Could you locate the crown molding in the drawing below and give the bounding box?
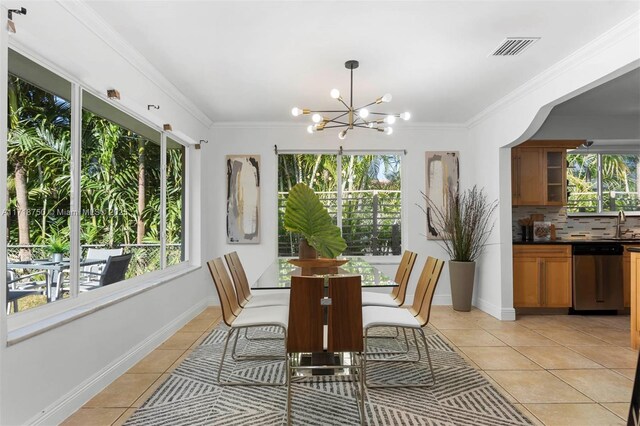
[210,121,466,130]
[465,11,640,129]
[56,0,213,129]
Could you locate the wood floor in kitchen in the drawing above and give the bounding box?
[62,306,637,426]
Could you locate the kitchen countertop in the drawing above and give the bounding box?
[514,238,640,245]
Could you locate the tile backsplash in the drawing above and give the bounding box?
[512,206,640,240]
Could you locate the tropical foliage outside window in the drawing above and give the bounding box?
[567,153,639,213]
[6,51,187,314]
[278,153,401,256]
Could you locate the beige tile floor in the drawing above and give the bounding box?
[62,306,637,426]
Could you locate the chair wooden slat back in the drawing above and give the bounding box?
[391,250,418,305]
[328,275,363,352]
[207,258,241,327]
[287,276,325,353]
[224,252,252,307]
[410,257,445,326]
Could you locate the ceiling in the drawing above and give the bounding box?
[86,1,640,125]
[551,68,640,117]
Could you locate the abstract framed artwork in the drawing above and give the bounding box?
[425,151,459,240]
[226,155,260,244]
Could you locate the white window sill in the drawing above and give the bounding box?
[7,263,201,346]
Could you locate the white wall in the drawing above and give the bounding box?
[467,13,640,320]
[0,2,214,424]
[204,124,468,304]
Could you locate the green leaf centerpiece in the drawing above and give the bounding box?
[283,183,347,259]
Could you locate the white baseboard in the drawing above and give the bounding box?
[30,299,209,426]
[432,294,453,305]
[474,297,515,320]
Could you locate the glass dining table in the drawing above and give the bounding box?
[253,257,397,289]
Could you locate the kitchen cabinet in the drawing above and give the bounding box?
[631,250,640,349]
[513,245,572,308]
[624,245,640,308]
[511,140,583,206]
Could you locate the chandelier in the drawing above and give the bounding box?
[291,60,410,140]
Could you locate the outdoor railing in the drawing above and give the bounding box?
[6,243,183,278]
[277,189,402,256]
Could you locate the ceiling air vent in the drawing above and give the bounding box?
[491,37,540,56]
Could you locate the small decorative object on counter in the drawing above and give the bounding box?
[533,221,551,242]
[518,217,533,242]
[550,224,557,241]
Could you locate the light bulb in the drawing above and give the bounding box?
[384,127,393,135]
[358,108,369,119]
[312,113,322,123]
[291,107,302,117]
[338,130,347,140]
[384,115,396,124]
[307,125,314,134]
[368,122,374,128]
[382,93,392,103]
[400,112,411,121]
[330,89,340,99]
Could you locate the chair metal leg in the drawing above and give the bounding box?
[244,326,285,341]
[364,325,436,389]
[418,328,436,386]
[218,326,287,386]
[365,326,419,363]
[286,354,292,425]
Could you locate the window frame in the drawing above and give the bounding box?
[275,149,405,258]
[567,150,640,217]
[3,46,193,335]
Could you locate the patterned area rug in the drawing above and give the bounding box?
[125,325,533,425]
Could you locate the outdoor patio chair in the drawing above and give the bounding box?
[6,271,43,314]
[81,248,123,278]
[78,253,133,291]
[362,256,444,388]
[207,257,288,386]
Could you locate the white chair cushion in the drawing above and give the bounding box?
[362,306,419,329]
[233,305,289,329]
[361,291,398,307]
[245,291,290,308]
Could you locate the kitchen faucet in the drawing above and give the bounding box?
[614,210,628,239]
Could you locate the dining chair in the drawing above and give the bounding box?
[224,251,289,308]
[207,257,288,386]
[286,275,366,425]
[361,250,417,307]
[362,256,444,388]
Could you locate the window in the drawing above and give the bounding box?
[166,138,186,266]
[278,153,402,256]
[5,50,189,315]
[567,153,639,214]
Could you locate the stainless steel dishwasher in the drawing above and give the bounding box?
[572,243,623,311]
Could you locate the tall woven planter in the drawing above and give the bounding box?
[449,261,476,312]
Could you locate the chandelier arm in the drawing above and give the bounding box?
[337,97,351,110]
[322,124,350,129]
[327,112,349,122]
[354,101,377,110]
[327,120,350,126]
[310,110,349,113]
[367,112,400,116]
[353,124,378,129]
